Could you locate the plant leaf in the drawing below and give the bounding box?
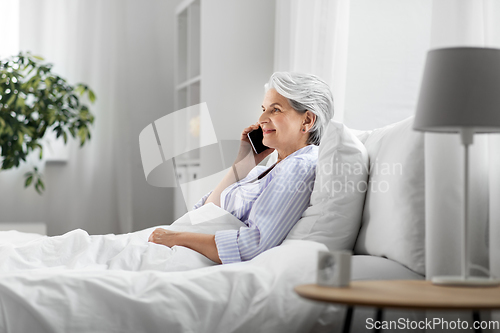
[78,127,86,143]
[34,183,41,194]
[25,175,33,187]
[88,89,96,103]
[17,131,24,146]
[75,84,85,96]
[6,93,16,106]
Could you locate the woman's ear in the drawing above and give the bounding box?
[303,111,316,132]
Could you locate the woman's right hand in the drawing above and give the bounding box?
[236,123,274,167]
[240,123,259,144]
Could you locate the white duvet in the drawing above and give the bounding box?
[0,204,329,333]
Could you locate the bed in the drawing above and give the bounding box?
[0,116,426,333]
[0,228,329,333]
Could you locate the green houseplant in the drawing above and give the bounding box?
[0,52,95,194]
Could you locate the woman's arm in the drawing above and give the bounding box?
[149,149,317,264]
[215,155,317,264]
[203,151,254,207]
[148,228,222,264]
[204,124,273,207]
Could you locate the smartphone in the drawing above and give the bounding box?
[247,127,270,154]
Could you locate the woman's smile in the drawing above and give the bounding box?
[262,128,276,135]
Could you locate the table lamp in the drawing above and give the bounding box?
[414,47,500,286]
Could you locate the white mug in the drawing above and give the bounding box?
[317,250,352,287]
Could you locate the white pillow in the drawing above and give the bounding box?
[353,116,425,275]
[169,203,246,234]
[349,128,372,145]
[265,150,278,166]
[286,120,369,251]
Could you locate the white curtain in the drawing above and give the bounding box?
[0,0,19,58]
[0,0,177,236]
[274,0,350,122]
[14,0,134,235]
[274,0,434,130]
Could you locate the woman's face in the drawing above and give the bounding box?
[259,88,311,157]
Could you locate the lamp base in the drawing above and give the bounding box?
[432,276,500,287]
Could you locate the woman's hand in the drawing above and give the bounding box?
[148,228,180,247]
[148,229,222,264]
[204,123,274,208]
[237,123,274,167]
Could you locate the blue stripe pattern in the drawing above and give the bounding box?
[193,145,318,264]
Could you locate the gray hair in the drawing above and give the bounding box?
[265,72,334,145]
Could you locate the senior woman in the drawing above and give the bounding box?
[149,72,334,264]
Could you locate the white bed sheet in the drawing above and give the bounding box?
[0,228,328,333]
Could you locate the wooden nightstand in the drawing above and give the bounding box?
[295,280,500,333]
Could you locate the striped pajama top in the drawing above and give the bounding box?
[193,145,318,264]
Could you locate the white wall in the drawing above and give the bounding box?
[123,1,179,232]
[201,0,276,142]
[343,0,432,131]
[198,0,276,192]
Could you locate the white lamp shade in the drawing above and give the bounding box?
[414,47,500,133]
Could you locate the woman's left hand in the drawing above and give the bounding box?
[148,228,180,247]
[148,229,221,263]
